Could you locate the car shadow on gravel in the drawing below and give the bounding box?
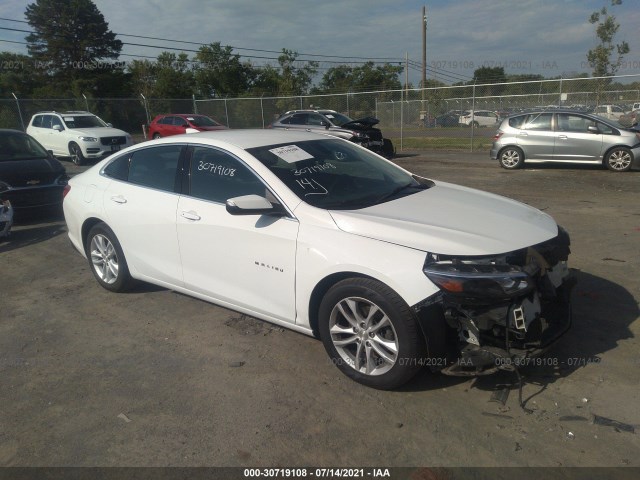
[0,215,66,254]
[402,269,637,398]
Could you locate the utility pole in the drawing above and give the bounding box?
[422,5,427,92]
[405,52,409,95]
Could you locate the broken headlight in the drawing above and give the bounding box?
[423,261,533,299]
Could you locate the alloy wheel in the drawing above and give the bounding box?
[329,296,399,376]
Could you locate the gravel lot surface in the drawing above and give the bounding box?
[1,149,639,468]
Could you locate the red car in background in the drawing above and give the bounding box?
[148,114,227,139]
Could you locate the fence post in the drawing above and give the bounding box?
[260,95,265,129]
[11,93,25,131]
[400,90,404,152]
[347,92,350,117]
[140,94,151,125]
[470,80,476,152]
[224,97,230,128]
[82,93,89,111]
[559,77,563,106]
[192,94,198,114]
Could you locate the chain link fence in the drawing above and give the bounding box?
[2,74,639,149]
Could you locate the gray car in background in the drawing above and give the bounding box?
[269,109,395,158]
[491,110,640,172]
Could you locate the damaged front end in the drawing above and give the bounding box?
[417,226,575,376]
[0,198,13,239]
[340,117,395,159]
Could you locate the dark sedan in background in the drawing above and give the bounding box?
[0,129,68,220]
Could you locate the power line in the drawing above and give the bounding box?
[0,17,404,64]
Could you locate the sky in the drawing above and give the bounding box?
[1,0,640,87]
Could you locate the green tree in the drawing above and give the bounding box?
[25,0,123,93]
[275,49,318,96]
[0,52,38,96]
[472,66,507,96]
[587,0,630,103]
[193,43,255,97]
[318,62,402,93]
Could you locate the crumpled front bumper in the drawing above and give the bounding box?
[0,199,14,238]
[414,229,576,376]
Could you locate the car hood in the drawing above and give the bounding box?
[0,157,65,186]
[71,127,129,137]
[340,117,380,129]
[328,181,558,256]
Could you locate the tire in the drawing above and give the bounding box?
[86,223,133,292]
[69,142,85,166]
[382,138,395,159]
[604,147,632,172]
[498,147,524,169]
[471,121,479,128]
[318,278,425,390]
[152,133,161,139]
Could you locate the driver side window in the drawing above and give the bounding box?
[189,146,267,204]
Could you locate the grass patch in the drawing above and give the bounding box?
[391,136,492,150]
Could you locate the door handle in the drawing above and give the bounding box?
[110,195,127,204]
[519,132,528,136]
[181,210,201,221]
[305,128,312,132]
[558,135,568,140]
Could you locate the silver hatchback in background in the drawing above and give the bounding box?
[491,110,640,172]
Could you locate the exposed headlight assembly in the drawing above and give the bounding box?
[423,261,533,299]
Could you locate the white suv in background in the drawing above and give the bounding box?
[592,104,626,121]
[26,111,133,165]
[458,110,499,127]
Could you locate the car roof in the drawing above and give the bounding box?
[152,128,332,150]
[33,111,94,116]
[156,113,208,117]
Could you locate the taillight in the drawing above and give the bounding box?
[493,131,503,141]
[62,184,71,199]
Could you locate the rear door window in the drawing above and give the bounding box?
[524,113,552,131]
[111,145,184,192]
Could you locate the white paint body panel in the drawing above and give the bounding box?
[63,130,560,335]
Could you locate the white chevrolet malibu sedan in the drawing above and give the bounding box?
[63,130,574,389]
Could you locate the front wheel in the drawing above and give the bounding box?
[498,147,524,169]
[319,278,425,390]
[86,223,133,292]
[604,147,632,172]
[69,142,86,166]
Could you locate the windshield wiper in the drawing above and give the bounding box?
[376,182,430,204]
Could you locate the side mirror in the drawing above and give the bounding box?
[47,150,55,159]
[587,125,599,134]
[226,194,285,216]
[52,125,62,132]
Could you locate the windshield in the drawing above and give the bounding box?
[62,115,108,129]
[188,116,221,127]
[247,139,430,210]
[322,112,352,127]
[0,131,49,161]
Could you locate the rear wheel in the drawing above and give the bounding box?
[498,147,524,169]
[69,142,85,166]
[604,147,632,172]
[86,223,133,292]
[319,278,425,390]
